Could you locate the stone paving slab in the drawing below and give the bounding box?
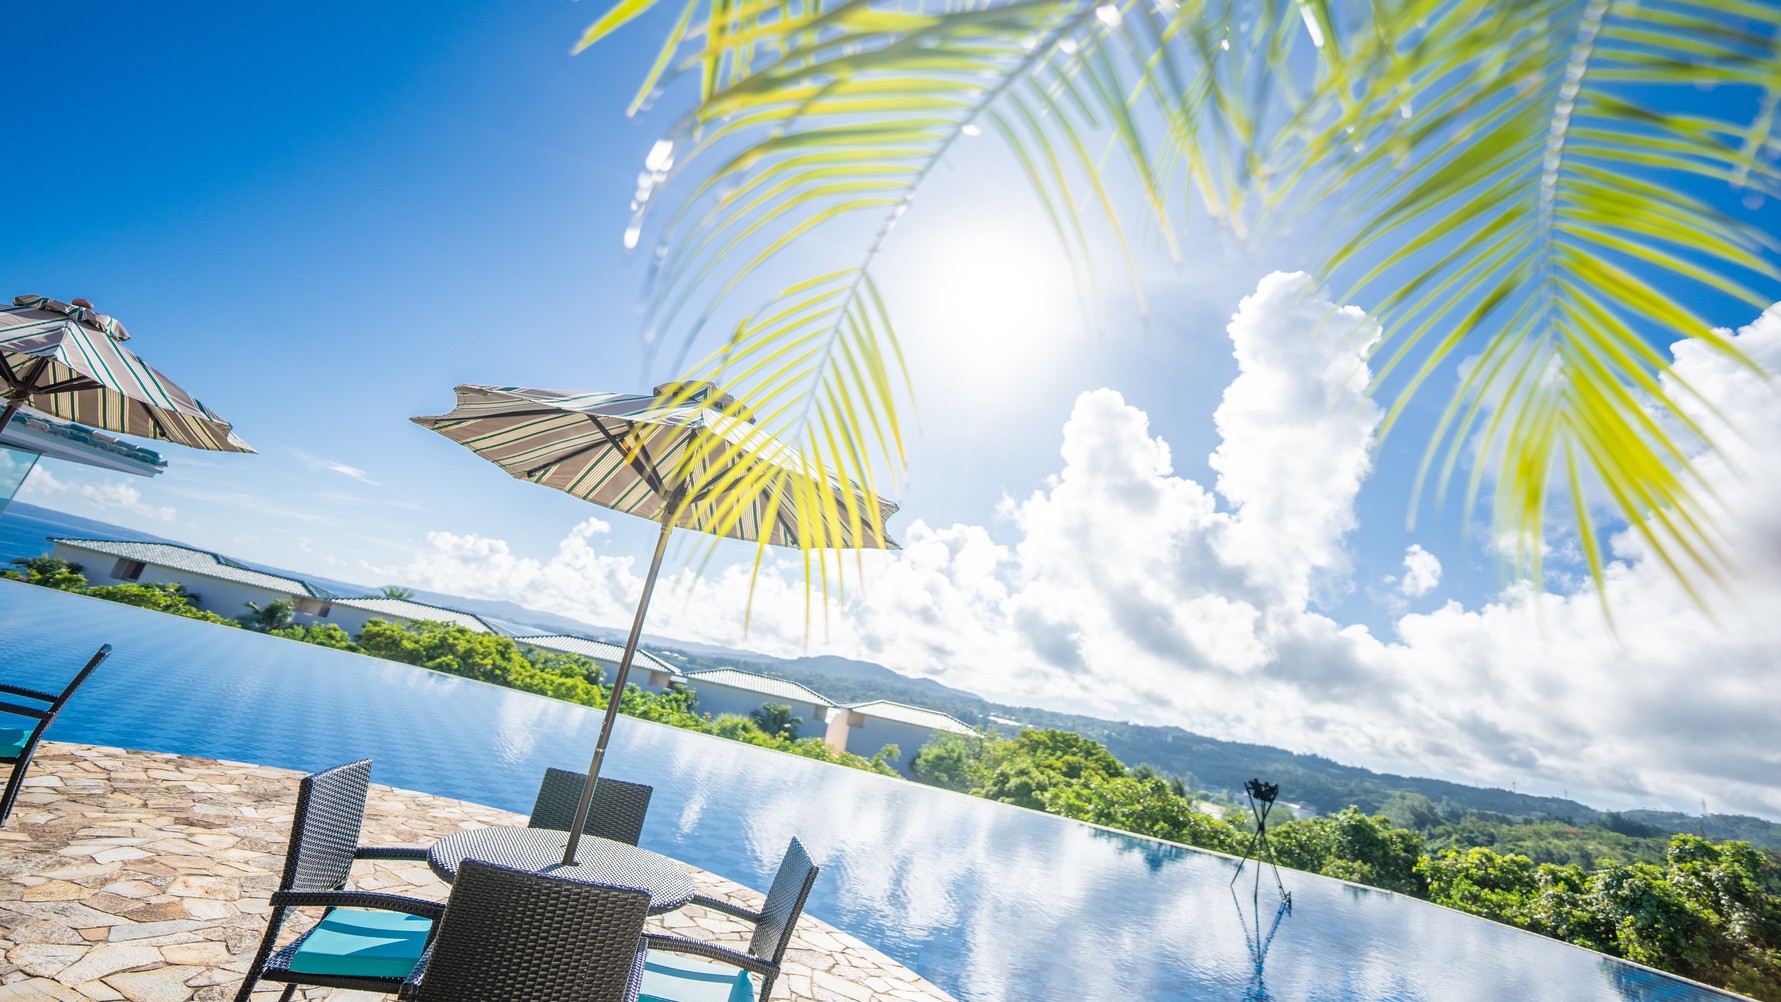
[0,744,956,1002]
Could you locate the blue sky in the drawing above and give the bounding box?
[7,2,1781,817]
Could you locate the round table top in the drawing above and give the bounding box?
[428,827,695,914]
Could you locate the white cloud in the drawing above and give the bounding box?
[291,448,379,486]
[19,466,178,522]
[385,275,1781,819]
[1399,545,1441,597]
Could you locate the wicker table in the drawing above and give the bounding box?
[428,828,695,915]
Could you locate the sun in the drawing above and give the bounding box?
[892,220,1083,389]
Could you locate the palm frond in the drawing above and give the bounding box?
[576,0,1781,608]
[1308,0,1781,596]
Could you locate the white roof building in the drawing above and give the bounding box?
[517,635,681,688]
[825,700,978,776]
[328,597,498,635]
[46,537,335,619]
[682,668,837,742]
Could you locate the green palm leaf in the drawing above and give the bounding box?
[578,0,1781,605]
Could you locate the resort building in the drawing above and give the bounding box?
[0,412,165,516]
[826,700,978,773]
[516,635,683,689]
[45,537,336,620]
[328,597,499,636]
[682,668,837,742]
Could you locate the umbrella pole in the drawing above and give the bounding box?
[563,518,675,866]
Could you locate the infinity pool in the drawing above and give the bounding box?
[0,580,1739,1001]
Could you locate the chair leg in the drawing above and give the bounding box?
[233,905,287,1002]
[277,984,298,1002]
[0,757,27,826]
[757,971,776,1001]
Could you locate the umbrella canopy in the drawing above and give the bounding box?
[0,295,252,452]
[414,380,898,864]
[413,383,898,548]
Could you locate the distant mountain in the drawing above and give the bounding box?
[8,500,1780,846]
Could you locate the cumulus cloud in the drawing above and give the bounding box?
[19,465,178,522]
[388,274,1781,818]
[1399,545,1442,598]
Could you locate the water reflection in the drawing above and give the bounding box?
[1233,887,1291,1002]
[0,582,1741,1002]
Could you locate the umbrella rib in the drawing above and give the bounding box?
[0,354,18,388]
[34,376,103,395]
[7,357,48,397]
[588,417,669,500]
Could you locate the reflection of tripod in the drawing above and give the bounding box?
[1231,884,1290,1002]
[1229,778,1290,908]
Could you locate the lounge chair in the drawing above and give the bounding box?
[397,859,652,1002]
[0,643,110,825]
[529,766,654,846]
[235,759,436,1001]
[640,837,820,1001]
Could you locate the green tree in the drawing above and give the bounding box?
[269,622,359,651]
[750,702,803,739]
[868,743,902,773]
[354,619,533,685]
[79,582,239,626]
[377,585,415,599]
[4,556,87,590]
[1270,808,1427,895]
[238,599,295,633]
[911,732,991,792]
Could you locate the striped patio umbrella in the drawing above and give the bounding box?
[414,381,897,864]
[0,295,252,452]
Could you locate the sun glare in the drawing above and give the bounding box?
[896,223,1082,389]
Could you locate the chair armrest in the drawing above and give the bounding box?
[689,893,760,922]
[643,933,777,977]
[355,845,431,861]
[397,942,435,1000]
[0,683,57,703]
[269,889,445,920]
[0,701,48,721]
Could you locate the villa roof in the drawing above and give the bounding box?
[49,537,331,598]
[847,700,977,736]
[686,668,833,706]
[333,597,494,633]
[516,635,676,675]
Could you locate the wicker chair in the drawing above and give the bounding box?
[528,766,654,847]
[639,837,820,1001]
[0,644,109,825]
[398,859,651,1002]
[235,759,438,1002]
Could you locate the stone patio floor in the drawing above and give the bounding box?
[0,744,957,1002]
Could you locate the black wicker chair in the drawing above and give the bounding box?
[398,858,651,1002]
[529,766,654,847]
[0,644,110,825]
[639,837,820,1001]
[235,759,437,1002]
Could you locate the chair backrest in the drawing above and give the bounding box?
[528,767,653,847]
[51,645,110,711]
[414,859,651,1002]
[278,759,371,893]
[748,837,820,966]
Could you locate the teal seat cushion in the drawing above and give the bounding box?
[0,726,32,760]
[639,952,756,1002]
[288,908,432,980]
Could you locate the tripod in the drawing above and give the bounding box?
[1229,778,1290,908]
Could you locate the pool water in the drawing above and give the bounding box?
[0,580,1739,1001]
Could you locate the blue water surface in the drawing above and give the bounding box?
[0,529,1742,1001]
